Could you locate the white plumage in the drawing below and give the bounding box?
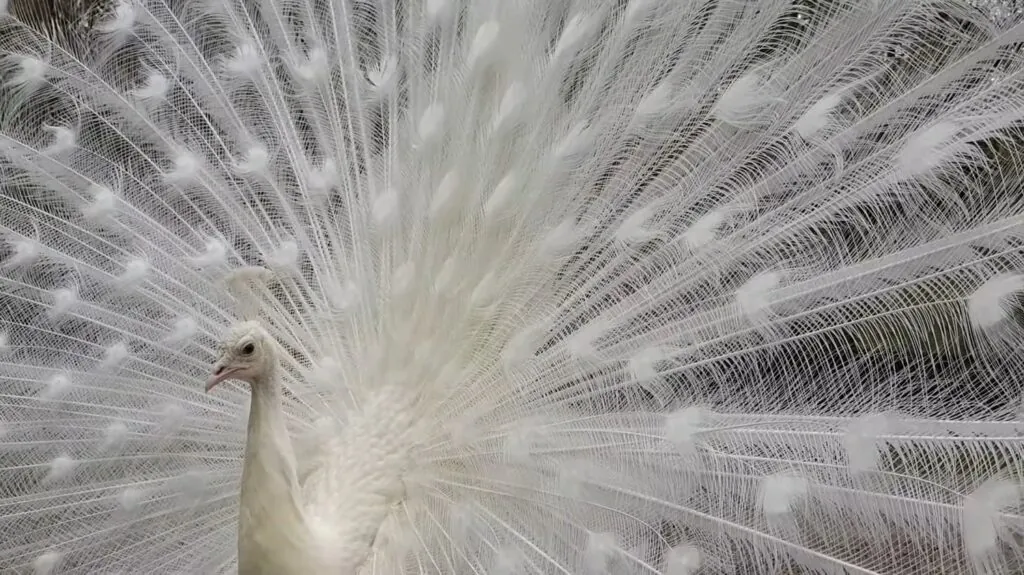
[1,0,1024,573]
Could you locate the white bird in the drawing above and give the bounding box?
[207,318,419,573]
[1,1,1024,574]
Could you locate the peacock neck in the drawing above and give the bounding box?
[238,371,314,574]
[246,373,295,470]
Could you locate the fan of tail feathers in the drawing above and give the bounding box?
[1,0,1023,573]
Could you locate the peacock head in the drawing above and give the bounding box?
[206,321,277,392]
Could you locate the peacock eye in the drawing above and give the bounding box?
[241,342,255,355]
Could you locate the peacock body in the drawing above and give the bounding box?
[1,0,1023,573]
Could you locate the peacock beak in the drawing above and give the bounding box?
[206,364,242,393]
